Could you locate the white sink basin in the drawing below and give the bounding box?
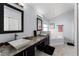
[8,39,31,49]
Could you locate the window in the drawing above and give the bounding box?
[43,24,48,31]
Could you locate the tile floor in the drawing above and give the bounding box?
[35,44,77,56]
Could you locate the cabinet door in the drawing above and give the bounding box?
[27,46,35,56]
[14,49,27,56]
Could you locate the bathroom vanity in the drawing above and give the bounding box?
[0,35,49,56]
[0,3,51,56]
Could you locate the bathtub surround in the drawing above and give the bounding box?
[50,10,74,46]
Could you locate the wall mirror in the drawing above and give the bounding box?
[0,3,24,33]
[37,17,42,31]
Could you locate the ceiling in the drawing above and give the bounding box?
[28,3,74,20]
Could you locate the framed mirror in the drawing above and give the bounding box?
[0,3,24,33]
[37,17,42,31]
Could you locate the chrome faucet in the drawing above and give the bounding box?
[14,33,18,40]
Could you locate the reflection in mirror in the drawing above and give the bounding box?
[37,18,42,31]
[4,5,21,31]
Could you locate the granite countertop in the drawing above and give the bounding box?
[0,35,47,56]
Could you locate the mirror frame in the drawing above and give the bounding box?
[37,17,42,31]
[0,3,24,34]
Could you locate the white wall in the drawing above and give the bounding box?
[50,10,74,45]
[0,3,49,43]
[42,16,50,31]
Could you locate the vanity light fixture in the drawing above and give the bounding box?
[15,3,24,7]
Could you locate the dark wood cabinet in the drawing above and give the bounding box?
[14,50,25,56]
[44,35,50,45]
[14,35,49,56]
[27,46,35,56]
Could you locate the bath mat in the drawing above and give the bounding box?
[37,45,55,55]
